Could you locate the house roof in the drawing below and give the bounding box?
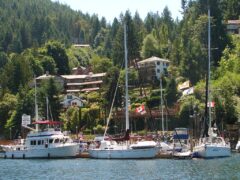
[227,20,240,25]
[137,56,170,64]
[62,73,106,80]
[36,74,56,80]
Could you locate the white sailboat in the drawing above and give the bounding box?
[3,79,79,159]
[193,7,231,158]
[88,24,159,159]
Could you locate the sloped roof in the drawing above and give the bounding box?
[137,56,170,64]
[227,20,240,25]
[61,73,106,79]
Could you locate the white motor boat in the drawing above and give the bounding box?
[4,121,79,159]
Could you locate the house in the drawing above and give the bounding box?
[226,20,240,35]
[36,69,106,94]
[61,72,106,93]
[61,94,84,108]
[137,56,170,84]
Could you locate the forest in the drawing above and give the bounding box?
[0,0,240,139]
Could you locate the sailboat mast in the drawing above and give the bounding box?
[34,77,39,132]
[124,23,129,131]
[160,72,164,133]
[208,7,212,139]
[46,97,49,120]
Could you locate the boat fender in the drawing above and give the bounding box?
[23,154,25,159]
[11,154,14,159]
[4,154,7,159]
[45,143,48,148]
[48,153,50,159]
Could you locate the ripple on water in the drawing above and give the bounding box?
[0,153,239,180]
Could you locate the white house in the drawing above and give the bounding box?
[137,56,170,83]
[61,94,84,108]
[226,20,240,35]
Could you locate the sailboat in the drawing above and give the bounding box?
[88,24,159,159]
[192,7,231,158]
[3,78,79,159]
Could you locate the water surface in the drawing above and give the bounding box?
[0,153,239,180]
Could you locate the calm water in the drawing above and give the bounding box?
[0,153,239,180]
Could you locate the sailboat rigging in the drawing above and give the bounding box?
[88,23,159,159]
[193,6,231,158]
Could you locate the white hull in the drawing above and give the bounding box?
[193,144,231,158]
[235,141,240,152]
[173,150,192,158]
[89,147,158,159]
[4,144,79,159]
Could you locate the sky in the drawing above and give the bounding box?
[52,0,182,23]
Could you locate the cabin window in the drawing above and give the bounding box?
[38,140,42,145]
[54,139,60,143]
[49,139,53,144]
[157,69,160,73]
[30,140,36,145]
[157,62,160,65]
[60,139,64,143]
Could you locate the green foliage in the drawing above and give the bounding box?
[0,0,239,137]
[0,93,17,134]
[44,41,70,75]
[63,106,80,133]
[91,55,113,73]
[165,78,178,106]
[38,78,62,120]
[93,124,105,134]
[0,53,33,94]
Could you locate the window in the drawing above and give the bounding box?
[38,140,42,145]
[54,139,60,143]
[67,95,72,99]
[72,102,77,106]
[49,139,53,144]
[157,69,160,73]
[30,140,36,145]
[157,61,160,65]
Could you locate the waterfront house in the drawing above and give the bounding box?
[226,20,240,35]
[137,56,170,84]
[36,71,106,94]
[62,72,106,93]
[61,94,84,108]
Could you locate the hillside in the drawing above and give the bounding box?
[0,0,240,138]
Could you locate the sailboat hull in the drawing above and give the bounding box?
[89,147,159,159]
[193,144,231,158]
